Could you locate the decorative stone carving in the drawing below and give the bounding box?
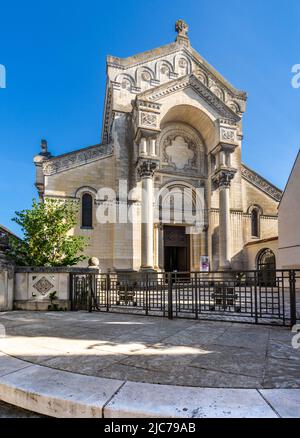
[140,112,157,128]
[165,136,194,170]
[212,169,236,190]
[32,276,54,295]
[175,19,189,38]
[158,123,206,176]
[221,128,236,142]
[137,160,158,178]
[141,71,151,82]
[43,144,113,175]
[121,79,131,90]
[210,86,224,101]
[241,165,282,201]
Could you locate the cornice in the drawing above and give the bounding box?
[241,164,282,202]
[42,144,113,176]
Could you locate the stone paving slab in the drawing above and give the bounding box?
[0,352,32,377]
[0,359,123,418]
[259,389,300,418]
[104,382,278,418]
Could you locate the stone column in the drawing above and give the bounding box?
[154,224,159,270]
[137,160,158,271]
[139,137,147,156]
[158,224,164,270]
[214,170,236,270]
[150,138,156,157]
[154,223,164,270]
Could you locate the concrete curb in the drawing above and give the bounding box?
[0,352,299,418]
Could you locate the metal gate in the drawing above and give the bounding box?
[70,270,299,327]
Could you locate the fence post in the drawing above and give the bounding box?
[194,272,198,320]
[69,273,74,311]
[168,272,173,320]
[106,273,110,312]
[254,271,258,324]
[145,273,149,316]
[289,270,297,327]
[88,274,93,313]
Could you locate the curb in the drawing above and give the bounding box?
[0,352,299,418]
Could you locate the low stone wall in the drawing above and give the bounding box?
[13,267,93,311]
[0,265,14,311]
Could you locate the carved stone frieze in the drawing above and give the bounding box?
[241,165,282,201]
[43,144,113,176]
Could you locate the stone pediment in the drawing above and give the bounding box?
[107,42,246,100]
[42,143,113,176]
[241,164,282,202]
[136,74,241,123]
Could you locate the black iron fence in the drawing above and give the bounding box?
[70,270,300,327]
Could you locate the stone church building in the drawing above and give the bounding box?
[34,20,282,273]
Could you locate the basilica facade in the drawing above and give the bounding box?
[34,21,282,272]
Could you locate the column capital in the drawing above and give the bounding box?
[137,159,159,179]
[212,168,236,190]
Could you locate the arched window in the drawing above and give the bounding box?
[249,205,261,238]
[257,249,276,286]
[81,193,93,228]
[251,209,259,237]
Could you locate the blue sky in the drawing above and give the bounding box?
[0,0,300,235]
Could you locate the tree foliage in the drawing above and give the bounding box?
[8,199,87,266]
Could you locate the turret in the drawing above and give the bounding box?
[33,139,52,199]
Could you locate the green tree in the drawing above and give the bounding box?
[8,199,87,266]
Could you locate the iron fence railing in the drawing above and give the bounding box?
[70,270,300,327]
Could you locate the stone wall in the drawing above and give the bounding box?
[0,265,14,311]
[13,267,94,311]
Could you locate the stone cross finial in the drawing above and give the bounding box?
[175,19,189,38]
[41,139,48,155]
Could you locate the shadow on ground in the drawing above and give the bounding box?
[0,311,299,389]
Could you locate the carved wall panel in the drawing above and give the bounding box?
[158,123,207,176]
[29,274,58,299]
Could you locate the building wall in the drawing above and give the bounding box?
[41,146,280,272]
[278,152,300,269]
[244,239,278,271]
[37,37,281,273]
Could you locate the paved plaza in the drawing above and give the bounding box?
[0,311,299,389]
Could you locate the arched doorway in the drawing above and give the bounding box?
[155,180,207,272]
[257,249,276,286]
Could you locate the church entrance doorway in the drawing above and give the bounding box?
[163,225,190,272]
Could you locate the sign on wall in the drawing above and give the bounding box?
[200,256,210,272]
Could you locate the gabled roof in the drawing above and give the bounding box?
[241,163,282,202]
[0,224,21,241]
[42,143,113,176]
